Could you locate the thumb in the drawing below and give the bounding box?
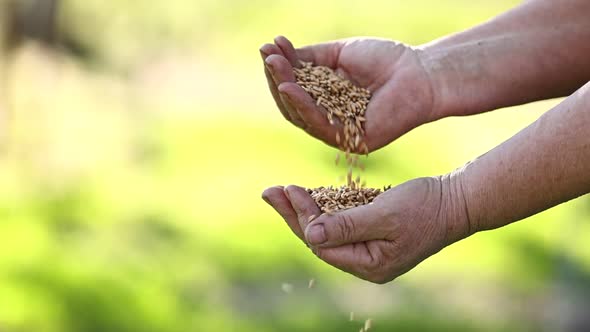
[304,202,394,248]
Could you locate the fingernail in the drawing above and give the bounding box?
[280,91,294,107]
[265,61,277,82]
[261,194,271,205]
[280,90,290,101]
[307,224,327,245]
[264,57,273,67]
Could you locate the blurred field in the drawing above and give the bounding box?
[0,0,589,331]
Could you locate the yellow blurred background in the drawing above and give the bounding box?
[0,0,589,331]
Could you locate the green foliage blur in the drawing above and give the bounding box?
[1,0,589,331]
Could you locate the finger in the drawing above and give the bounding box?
[263,66,292,122]
[304,201,395,248]
[274,35,300,68]
[313,242,373,276]
[260,43,285,60]
[265,55,306,127]
[260,44,294,122]
[260,45,292,122]
[283,185,322,240]
[278,82,342,146]
[295,41,344,69]
[265,54,297,85]
[315,240,395,283]
[262,186,305,241]
[278,89,307,129]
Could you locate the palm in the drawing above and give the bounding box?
[261,36,435,152]
[336,39,435,151]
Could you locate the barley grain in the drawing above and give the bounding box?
[293,61,390,212]
[293,61,370,155]
[306,185,390,213]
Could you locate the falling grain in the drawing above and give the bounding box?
[281,283,294,294]
[293,61,370,158]
[293,62,390,214]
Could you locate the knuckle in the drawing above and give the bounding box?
[362,248,392,284]
[296,202,315,219]
[281,112,291,122]
[335,213,357,243]
[313,247,325,261]
[369,273,391,285]
[366,254,384,275]
[364,265,389,285]
[293,120,306,130]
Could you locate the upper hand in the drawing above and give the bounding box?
[260,36,439,152]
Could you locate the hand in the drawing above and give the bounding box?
[260,36,439,152]
[262,176,471,283]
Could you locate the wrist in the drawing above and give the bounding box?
[415,46,461,121]
[417,42,495,119]
[438,168,479,245]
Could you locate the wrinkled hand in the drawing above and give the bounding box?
[260,36,438,152]
[262,177,470,283]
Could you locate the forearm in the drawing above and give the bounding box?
[419,0,590,118]
[454,82,590,235]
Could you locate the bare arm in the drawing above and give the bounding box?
[261,0,590,283]
[422,0,590,119]
[455,82,590,237]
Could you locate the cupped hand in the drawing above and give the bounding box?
[261,177,470,283]
[260,36,439,152]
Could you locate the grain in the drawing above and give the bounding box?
[308,278,315,289]
[294,62,391,213]
[364,318,372,330]
[293,61,370,158]
[306,185,391,214]
[281,283,294,294]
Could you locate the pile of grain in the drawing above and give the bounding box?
[306,185,390,214]
[294,61,389,213]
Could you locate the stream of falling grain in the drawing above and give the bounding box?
[294,61,390,213]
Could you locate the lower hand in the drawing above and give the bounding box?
[262,176,471,283]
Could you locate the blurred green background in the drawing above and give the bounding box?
[0,0,589,331]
